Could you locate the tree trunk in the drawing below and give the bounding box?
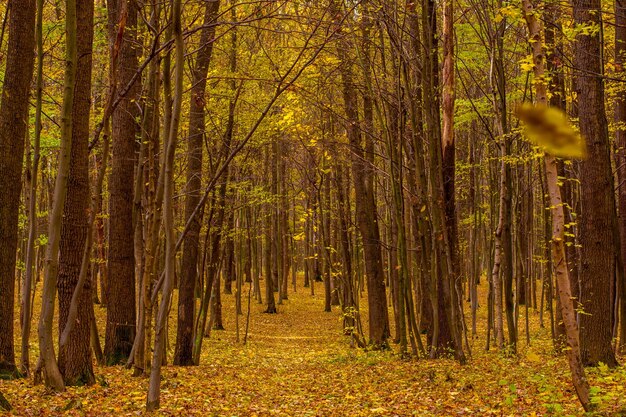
[175,0,220,366]
[57,0,95,387]
[0,0,36,378]
[441,0,467,359]
[520,0,592,409]
[146,0,183,408]
[105,0,140,365]
[20,0,44,376]
[331,0,389,347]
[265,202,277,313]
[573,0,619,368]
[616,0,626,354]
[421,0,465,362]
[37,0,79,391]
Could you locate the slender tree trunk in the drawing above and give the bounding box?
[265,201,277,313]
[335,165,358,336]
[175,0,220,366]
[331,0,389,347]
[320,164,332,313]
[279,138,290,302]
[491,159,506,350]
[37,0,79,391]
[521,0,592,409]
[193,181,228,361]
[616,0,626,354]
[20,0,44,376]
[146,0,183,409]
[223,211,236,295]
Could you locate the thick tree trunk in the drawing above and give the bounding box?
[0,0,36,378]
[57,0,95,386]
[573,0,619,368]
[544,0,570,349]
[420,0,465,362]
[105,0,140,365]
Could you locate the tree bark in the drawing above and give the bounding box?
[105,0,140,365]
[573,0,619,368]
[441,0,467,359]
[57,0,95,386]
[0,0,36,378]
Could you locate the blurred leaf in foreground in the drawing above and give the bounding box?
[516,103,587,160]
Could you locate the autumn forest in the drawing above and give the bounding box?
[1,0,626,415]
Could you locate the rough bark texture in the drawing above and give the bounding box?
[175,0,220,367]
[573,0,619,368]
[105,0,140,365]
[57,0,95,386]
[0,0,36,378]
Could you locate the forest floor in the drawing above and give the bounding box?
[2,280,626,416]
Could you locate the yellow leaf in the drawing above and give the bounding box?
[516,103,587,160]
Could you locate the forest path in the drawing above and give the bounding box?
[4,282,622,415]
